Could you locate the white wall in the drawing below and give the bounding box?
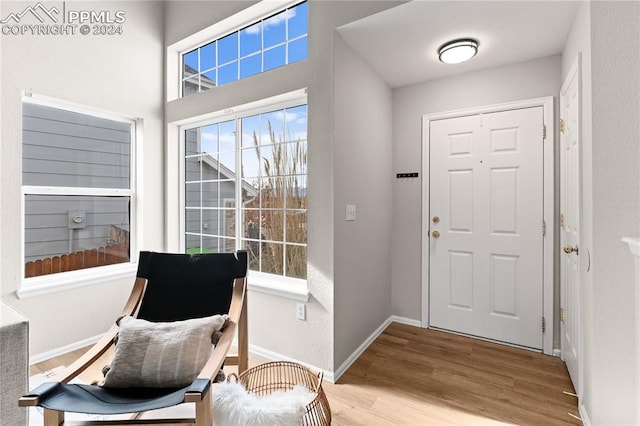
[584,2,640,424]
[391,55,562,325]
[164,0,400,374]
[0,1,165,356]
[333,34,393,368]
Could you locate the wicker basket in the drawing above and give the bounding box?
[236,361,331,426]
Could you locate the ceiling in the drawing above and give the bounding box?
[337,1,580,88]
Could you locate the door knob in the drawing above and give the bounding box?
[432,216,440,224]
[432,230,440,238]
[563,244,579,255]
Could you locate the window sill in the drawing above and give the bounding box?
[247,272,309,302]
[16,263,138,299]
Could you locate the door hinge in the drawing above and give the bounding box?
[542,317,546,333]
[542,220,546,236]
[560,213,565,229]
[560,308,566,323]
[543,124,547,140]
[560,118,565,133]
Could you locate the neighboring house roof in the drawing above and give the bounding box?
[201,154,259,196]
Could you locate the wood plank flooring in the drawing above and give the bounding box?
[31,322,580,425]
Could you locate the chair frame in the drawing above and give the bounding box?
[20,263,248,426]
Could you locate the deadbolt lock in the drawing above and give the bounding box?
[432,230,440,239]
[563,244,579,255]
[432,216,440,224]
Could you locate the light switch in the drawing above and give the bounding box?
[346,204,356,221]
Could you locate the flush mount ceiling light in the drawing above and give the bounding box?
[438,39,478,64]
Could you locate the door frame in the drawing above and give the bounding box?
[420,97,555,355]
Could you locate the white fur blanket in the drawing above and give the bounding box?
[212,381,314,426]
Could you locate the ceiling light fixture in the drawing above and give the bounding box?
[438,39,478,64]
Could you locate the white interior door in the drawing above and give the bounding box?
[429,107,544,349]
[560,58,581,395]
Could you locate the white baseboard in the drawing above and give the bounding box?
[247,343,336,383]
[30,334,102,365]
[553,348,561,358]
[332,315,421,383]
[579,402,590,425]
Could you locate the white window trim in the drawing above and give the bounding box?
[166,0,303,101]
[177,90,308,301]
[19,94,142,298]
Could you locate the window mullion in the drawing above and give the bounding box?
[235,115,242,252]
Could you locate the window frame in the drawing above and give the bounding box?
[178,93,309,301]
[18,94,140,299]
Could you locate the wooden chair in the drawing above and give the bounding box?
[20,251,249,426]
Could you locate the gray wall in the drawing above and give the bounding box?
[391,55,562,324]
[0,1,165,356]
[334,34,393,368]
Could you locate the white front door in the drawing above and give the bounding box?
[560,58,581,394]
[429,107,544,349]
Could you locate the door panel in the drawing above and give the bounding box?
[429,107,544,349]
[560,60,581,394]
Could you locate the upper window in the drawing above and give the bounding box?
[182,103,307,280]
[182,1,308,96]
[22,98,136,280]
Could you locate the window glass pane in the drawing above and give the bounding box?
[261,110,285,144]
[284,141,307,176]
[22,103,131,189]
[201,209,219,234]
[221,209,236,238]
[261,242,284,275]
[202,235,224,253]
[286,211,307,243]
[183,76,200,96]
[284,105,308,142]
[263,45,285,72]
[185,234,202,254]
[217,121,235,153]
[263,10,286,48]
[218,61,238,86]
[240,54,261,79]
[185,209,202,233]
[287,36,307,64]
[242,182,260,205]
[200,124,218,156]
[202,182,221,207]
[243,210,261,239]
[242,114,261,148]
[242,148,261,178]
[219,151,236,175]
[24,195,130,278]
[286,245,306,279]
[243,237,260,270]
[218,32,238,64]
[288,2,308,39]
[185,156,201,182]
[240,22,261,57]
[183,49,199,74]
[185,182,201,207]
[200,42,216,71]
[286,175,307,209]
[261,178,286,208]
[185,128,199,156]
[262,210,284,241]
[201,70,216,90]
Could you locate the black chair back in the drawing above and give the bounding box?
[135,251,247,322]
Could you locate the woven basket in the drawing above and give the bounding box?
[236,361,331,426]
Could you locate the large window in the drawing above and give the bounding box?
[22,98,135,279]
[183,103,307,280]
[182,1,308,96]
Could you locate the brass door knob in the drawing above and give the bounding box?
[563,244,579,255]
[432,230,440,238]
[432,216,440,224]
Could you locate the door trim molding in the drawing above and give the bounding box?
[420,97,555,355]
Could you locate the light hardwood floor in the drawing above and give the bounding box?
[31,322,580,425]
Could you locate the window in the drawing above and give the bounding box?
[182,1,308,96]
[22,97,136,280]
[183,103,307,280]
